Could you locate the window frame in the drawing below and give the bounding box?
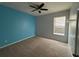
[53,16,66,36]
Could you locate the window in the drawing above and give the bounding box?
[53,16,66,35]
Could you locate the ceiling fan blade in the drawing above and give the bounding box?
[32,9,37,12]
[39,3,44,9]
[40,9,48,11]
[38,11,41,13]
[29,5,37,8]
[32,3,39,7]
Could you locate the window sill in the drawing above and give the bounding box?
[53,33,64,36]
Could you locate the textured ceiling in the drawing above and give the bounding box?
[0,2,73,16]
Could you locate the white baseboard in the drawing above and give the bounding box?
[0,35,35,49]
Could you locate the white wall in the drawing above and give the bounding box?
[36,10,70,43]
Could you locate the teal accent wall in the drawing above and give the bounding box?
[0,5,36,47]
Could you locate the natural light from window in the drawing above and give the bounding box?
[53,16,66,36]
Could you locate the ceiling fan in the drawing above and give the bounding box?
[29,3,48,13]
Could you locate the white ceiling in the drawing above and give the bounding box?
[0,2,73,16]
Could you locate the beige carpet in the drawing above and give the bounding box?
[0,37,72,57]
